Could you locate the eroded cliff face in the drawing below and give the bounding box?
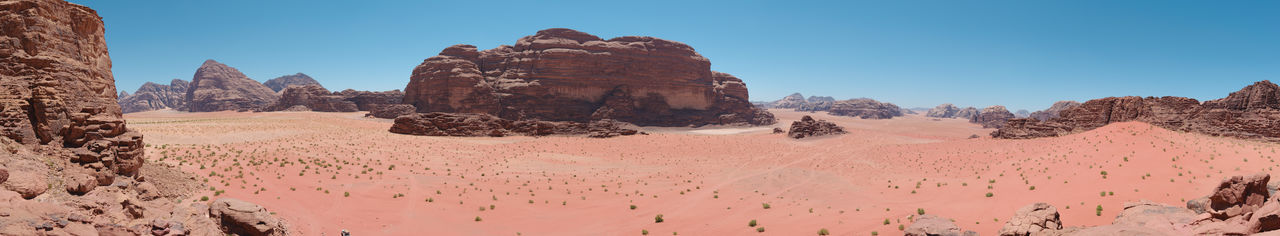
[118,79,189,113]
[185,60,279,112]
[996,81,1280,141]
[402,28,774,126]
[263,73,320,92]
[825,98,902,119]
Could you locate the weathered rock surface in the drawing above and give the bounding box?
[787,115,845,139]
[267,84,357,112]
[988,173,1280,235]
[826,98,902,119]
[185,60,279,112]
[401,28,774,127]
[954,107,980,120]
[336,89,403,111]
[118,79,189,113]
[998,202,1062,236]
[971,105,1015,128]
[768,93,808,109]
[366,104,416,119]
[262,73,320,92]
[390,112,643,138]
[926,103,961,118]
[209,198,290,236]
[995,81,1280,141]
[905,214,977,236]
[1029,101,1080,121]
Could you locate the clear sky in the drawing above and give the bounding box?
[73,0,1279,112]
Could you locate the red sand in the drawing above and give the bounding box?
[126,109,1279,235]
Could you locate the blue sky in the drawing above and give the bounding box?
[74,0,1278,111]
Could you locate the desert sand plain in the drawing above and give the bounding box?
[125,109,1278,235]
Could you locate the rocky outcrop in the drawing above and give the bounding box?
[764,93,837,112]
[826,98,902,119]
[267,85,357,112]
[401,28,774,127]
[787,115,845,139]
[336,89,403,111]
[991,173,1280,235]
[390,112,642,138]
[995,81,1280,141]
[118,79,189,113]
[209,198,290,236]
[954,107,979,120]
[768,93,808,109]
[262,73,320,92]
[185,60,279,112]
[971,105,1015,128]
[366,104,416,119]
[1029,101,1080,121]
[926,103,961,118]
[905,214,977,236]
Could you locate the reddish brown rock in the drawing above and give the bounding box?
[262,73,321,93]
[185,60,279,112]
[118,79,189,113]
[826,98,902,119]
[787,115,846,139]
[1209,174,1270,220]
[996,81,1280,141]
[366,104,416,119]
[402,28,774,127]
[209,198,290,236]
[336,89,403,111]
[998,203,1062,236]
[267,84,357,112]
[1029,101,1080,121]
[390,112,642,138]
[971,105,1016,128]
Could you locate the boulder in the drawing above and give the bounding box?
[998,203,1062,236]
[185,60,279,112]
[825,98,902,119]
[208,198,289,236]
[787,115,846,139]
[2,159,48,199]
[1209,173,1270,219]
[401,28,774,127]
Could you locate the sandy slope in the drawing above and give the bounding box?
[125,109,1279,236]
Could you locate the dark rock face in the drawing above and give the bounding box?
[366,104,416,119]
[826,98,902,119]
[926,103,961,118]
[262,73,321,92]
[970,105,1015,128]
[787,115,845,139]
[390,112,642,138]
[1029,101,1080,121]
[267,85,357,112]
[995,81,1280,141]
[185,60,279,112]
[0,0,145,178]
[401,28,774,127]
[118,79,189,113]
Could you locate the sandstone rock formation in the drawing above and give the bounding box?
[905,214,977,236]
[401,28,774,127]
[787,115,846,139]
[267,84,357,112]
[209,198,290,236]
[185,60,279,112]
[337,89,404,111]
[955,107,980,120]
[118,79,189,113]
[262,73,321,92]
[826,98,903,119]
[926,103,961,118]
[366,104,416,119]
[764,93,837,112]
[970,105,1015,128]
[1028,101,1081,121]
[390,112,642,138]
[769,93,808,109]
[992,173,1280,235]
[995,81,1280,141]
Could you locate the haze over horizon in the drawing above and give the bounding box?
[76,0,1278,112]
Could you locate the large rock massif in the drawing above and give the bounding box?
[970,105,1016,128]
[400,28,774,127]
[1028,101,1080,121]
[0,1,288,235]
[995,81,1280,141]
[826,98,903,119]
[118,79,189,113]
[262,73,321,93]
[267,85,405,113]
[185,60,279,112]
[926,103,960,118]
[762,93,837,112]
